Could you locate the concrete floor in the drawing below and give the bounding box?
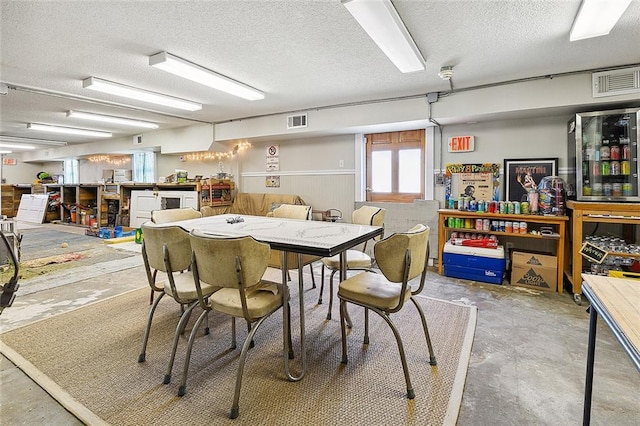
[1,224,639,425]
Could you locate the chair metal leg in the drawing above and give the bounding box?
[364,307,370,344]
[178,309,209,396]
[410,297,437,365]
[318,263,326,304]
[231,317,237,350]
[308,263,316,289]
[327,270,338,320]
[339,300,348,364]
[138,292,166,362]
[230,315,269,419]
[375,308,415,399]
[164,301,198,384]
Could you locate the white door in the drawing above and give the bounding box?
[16,194,49,224]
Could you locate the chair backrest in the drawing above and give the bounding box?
[271,204,312,220]
[352,205,385,227]
[141,222,192,273]
[151,207,202,224]
[375,224,429,283]
[189,230,271,290]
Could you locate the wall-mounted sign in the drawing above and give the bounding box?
[2,157,17,166]
[448,136,475,152]
[266,144,279,171]
[266,176,280,187]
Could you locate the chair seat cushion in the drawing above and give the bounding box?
[338,271,411,311]
[322,250,372,270]
[163,272,219,301]
[211,280,283,319]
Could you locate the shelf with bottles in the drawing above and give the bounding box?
[199,178,234,207]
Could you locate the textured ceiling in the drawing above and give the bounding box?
[1,0,639,151]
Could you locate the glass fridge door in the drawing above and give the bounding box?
[576,109,639,201]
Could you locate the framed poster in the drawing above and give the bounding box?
[504,158,558,202]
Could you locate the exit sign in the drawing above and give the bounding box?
[448,136,475,152]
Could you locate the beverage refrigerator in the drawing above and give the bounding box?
[567,107,639,202]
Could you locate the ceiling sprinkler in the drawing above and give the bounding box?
[438,66,454,80]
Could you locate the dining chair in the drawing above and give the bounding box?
[138,222,220,385]
[268,204,320,290]
[180,230,288,419]
[337,224,437,400]
[317,205,385,320]
[151,206,202,224]
[144,207,204,304]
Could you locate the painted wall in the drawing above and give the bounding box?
[0,154,56,184]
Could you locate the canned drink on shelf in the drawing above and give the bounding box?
[603,183,613,196]
[612,183,622,196]
[592,183,603,195]
[512,222,520,233]
[465,218,474,228]
[621,160,630,175]
[448,217,456,227]
[622,183,633,195]
[499,201,506,214]
[513,201,521,214]
[610,160,620,175]
[499,220,505,232]
[507,202,514,214]
[483,219,490,231]
[520,221,527,234]
[492,220,499,231]
[521,201,529,214]
[601,161,610,176]
[455,217,464,228]
[610,145,620,160]
[622,144,630,160]
[475,218,483,230]
[505,221,513,233]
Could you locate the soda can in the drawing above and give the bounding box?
[622,183,633,195]
[507,202,514,214]
[499,220,505,232]
[505,221,513,233]
[499,201,506,214]
[521,201,529,214]
[458,196,464,210]
[603,183,612,196]
[448,217,456,227]
[601,161,610,176]
[475,218,483,230]
[448,197,455,209]
[519,221,528,234]
[513,201,521,214]
[621,160,630,175]
[610,161,620,175]
[612,183,622,196]
[610,145,620,160]
[483,219,490,231]
[455,217,463,228]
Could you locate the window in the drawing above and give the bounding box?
[63,159,79,184]
[366,129,425,202]
[133,151,156,183]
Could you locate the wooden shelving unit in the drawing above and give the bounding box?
[1,184,33,218]
[199,178,234,207]
[437,209,568,292]
[566,200,640,303]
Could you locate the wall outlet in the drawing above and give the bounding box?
[339,159,344,168]
[435,173,445,185]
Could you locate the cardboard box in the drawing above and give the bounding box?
[511,251,557,292]
[443,243,506,285]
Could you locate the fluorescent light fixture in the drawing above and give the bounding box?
[67,110,159,129]
[342,0,425,73]
[0,136,68,146]
[0,143,35,150]
[82,77,202,111]
[570,0,632,41]
[27,123,112,138]
[0,150,12,154]
[149,51,265,101]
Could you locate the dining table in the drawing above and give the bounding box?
[164,213,384,381]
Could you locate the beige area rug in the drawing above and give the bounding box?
[0,285,476,425]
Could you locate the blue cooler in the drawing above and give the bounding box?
[443,242,506,284]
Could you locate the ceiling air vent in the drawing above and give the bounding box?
[592,66,640,98]
[287,113,307,129]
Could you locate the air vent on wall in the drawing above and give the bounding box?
[287,113,307,129]
[592,66,640,98]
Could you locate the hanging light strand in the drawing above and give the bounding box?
[88,155,131,165]
[182,141,252,162]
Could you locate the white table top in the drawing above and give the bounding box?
[164,214,384,257]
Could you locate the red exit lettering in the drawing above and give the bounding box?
[448,136,475,152]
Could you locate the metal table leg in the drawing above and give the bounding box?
[583,305,598,425]
[282,251,306,381]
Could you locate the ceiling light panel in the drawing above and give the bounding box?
[0,136,67,147]
[570,0,633,41]
[342,0,425,73]
[149,52,265,101]
[0,143,36,150]
[67,110,159,129]
[82,77,202,111]
[27,123,112,137]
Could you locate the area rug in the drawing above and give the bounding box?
[0,285,476,425]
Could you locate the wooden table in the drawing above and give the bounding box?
[581,275,640,425]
